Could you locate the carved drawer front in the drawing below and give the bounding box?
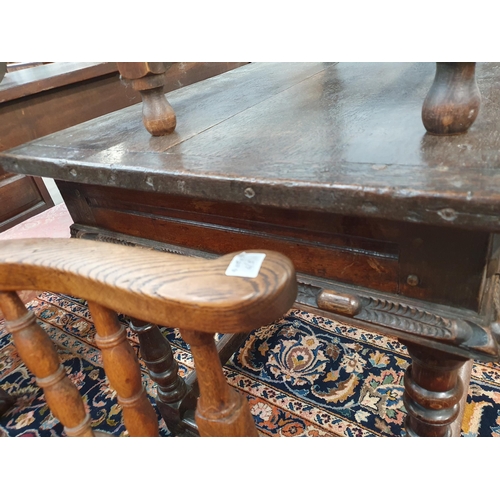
[58,182,490,313]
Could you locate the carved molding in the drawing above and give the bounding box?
[490,274,500,342]
[356,296,462,341]
[493,274,500,321]
[323,291,497,358]
[296,281,320,307]
[71,225,187,256]
[299,280,476,344]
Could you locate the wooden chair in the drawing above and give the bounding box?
[0,238,297,436]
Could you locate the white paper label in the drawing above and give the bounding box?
[225,252,266,278]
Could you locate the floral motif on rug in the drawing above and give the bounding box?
[1,293,499,437]
[225,310,409,436]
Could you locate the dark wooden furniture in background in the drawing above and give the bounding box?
[0,62,129,232]
[0,62,247,233]
[2,62,500,437]
[0,238,296,436]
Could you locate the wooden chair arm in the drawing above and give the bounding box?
[0,238,297,333]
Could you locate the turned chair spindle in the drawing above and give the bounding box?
[0,238,296,437]
[181,329,259,437]
[0,291,95,436]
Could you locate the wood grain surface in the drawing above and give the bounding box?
[0,62,248,232]
[0,62,118,103]
[3,62,500,231]
[0,238,297,333]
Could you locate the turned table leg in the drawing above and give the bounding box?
[88,303,159,437]
[129,318,250,436]
[422,62,481,135]
[180,329,258,437]
[402,341,468,437]
[129,318,198,435]
[0,292,94,436]
[0,388,16,418]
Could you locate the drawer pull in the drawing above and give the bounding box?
[317,289,361,316]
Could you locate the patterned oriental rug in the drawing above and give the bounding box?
[1,292,500,437]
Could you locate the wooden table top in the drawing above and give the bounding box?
[2,62,500,231]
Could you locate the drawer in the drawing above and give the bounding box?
[58,181,490,312]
